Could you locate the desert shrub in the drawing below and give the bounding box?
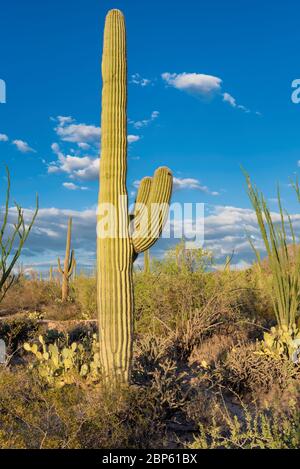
[73,276,97,319]
[0,317,39,356]
[68,322,98,343]
[172,289,238,362]
[146,358,190,421]
[223,267,274,323]
[133,335,192,423]
[0,278,61,314]
[153,242,214,274]
[189,334,236,367]
[221,344,299,396]
[0,368,166,449]
[134,333,172,380]
[134,267,240,341]
[189,403,300,449]
[134,245,216,335]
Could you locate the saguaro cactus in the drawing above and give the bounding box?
[97,9,173,384]
[58,217,75,301]
[144,250,150,274]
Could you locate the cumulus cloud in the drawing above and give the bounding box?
[4,206,98,269]
[162,72,258,114]
[162,72,222,95]
[130,73,151,87]
[223,92,250,113]
[48,143,99,181]
[48,117,141,183]
[12,139,36,153]
[54,116,100,146]
[127,135,140,144]
[62,182,88,191]
[130,111,159,129]
[8,200,300,267]
[5,199,300,270]
[173,177,219,195]
[0,133,8,142]
[133,176,219,196]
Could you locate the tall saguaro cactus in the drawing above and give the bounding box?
[58,217,75,301]
[97,9,173,384]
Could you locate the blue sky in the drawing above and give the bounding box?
[0,0,300,270]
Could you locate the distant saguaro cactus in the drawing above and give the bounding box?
[49,265,53,282]
[97,9,173,384]
[144,250,150,274]
[58,217,75,301]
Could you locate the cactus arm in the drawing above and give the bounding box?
[67,250,76,278]
[57,257,64,275]
[58,217,74,300]
[133,176,152,215]
[132,166,173,253]
[63,217,72,276]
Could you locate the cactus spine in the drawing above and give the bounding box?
[97,9,173,384]
[58,217,75,301]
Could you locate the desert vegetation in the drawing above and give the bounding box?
[0,9,300,450]
[0,240,300,449]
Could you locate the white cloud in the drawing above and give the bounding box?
[62,182,88,191]
[48,116,140,182]
[3,206,98,267]
[5,199,300,269]
[222,92,236,107]
[223,92,250,113]
[130,73,151,87]
[131,111,160,129]
[173,177,219,195]
[133,176,219,196]
[0,133,8,142]
[48,143,99,181]
[54,116,100,145]
[12,139,36,153]
[162,72,259,114]
[127,135,140,144]
[77,142,91,150]
[162,72,222,95]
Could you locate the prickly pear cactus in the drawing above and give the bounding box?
[23,334,101,387]
[260,324,300,363]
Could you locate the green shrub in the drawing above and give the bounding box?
[0,368,166,449]
[221,344,298,395]
[73,276,97,319]
[189,403,300,449]
[0,317,39,356]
